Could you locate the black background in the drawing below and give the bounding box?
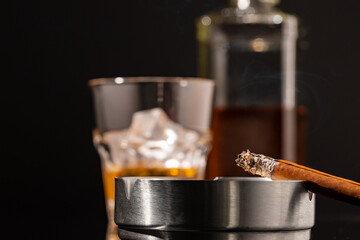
[3,0,360,239]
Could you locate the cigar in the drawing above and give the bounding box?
[235,150,360,206]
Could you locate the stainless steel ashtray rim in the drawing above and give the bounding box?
[118,175,306,182]
[115,177,315,232]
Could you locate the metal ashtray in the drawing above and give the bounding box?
[114,177,315,240]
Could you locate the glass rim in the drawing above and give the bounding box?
[88,76,215,87]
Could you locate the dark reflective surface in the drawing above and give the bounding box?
[115,216,360,240]
[118,228,311,240]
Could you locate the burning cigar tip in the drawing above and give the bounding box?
[235,150,277,178]
[235,150,251,167]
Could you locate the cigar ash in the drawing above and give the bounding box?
[236,150,277,178]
